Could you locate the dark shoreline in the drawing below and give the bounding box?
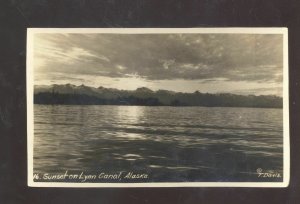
[34,89,283,109]
[34,103,283,109]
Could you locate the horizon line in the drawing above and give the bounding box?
[34,83,283,98]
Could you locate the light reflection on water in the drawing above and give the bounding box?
[33,105,283,182]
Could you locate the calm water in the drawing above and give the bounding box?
[33,105,283,182]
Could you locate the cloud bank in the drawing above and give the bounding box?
[33,33,283,95]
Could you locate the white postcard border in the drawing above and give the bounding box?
[27,28,289,188]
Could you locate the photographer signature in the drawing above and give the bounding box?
[256,168,281,178]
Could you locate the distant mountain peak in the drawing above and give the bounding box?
[136,87,153,92]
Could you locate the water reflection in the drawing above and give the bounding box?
[114,106,147,140]
[116,106,145,123]
[34,105,283,182]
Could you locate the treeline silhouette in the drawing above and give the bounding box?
[34,91,282,108]
[35,93,162,106]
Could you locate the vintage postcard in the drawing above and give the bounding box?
[27,28,289,187]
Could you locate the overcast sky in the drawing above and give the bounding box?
[33,33,283,96]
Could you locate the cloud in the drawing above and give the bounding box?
[34,33,283,83]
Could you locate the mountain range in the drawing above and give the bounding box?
[34,84,283,108]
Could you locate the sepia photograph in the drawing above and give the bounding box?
[27,28,289,187]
